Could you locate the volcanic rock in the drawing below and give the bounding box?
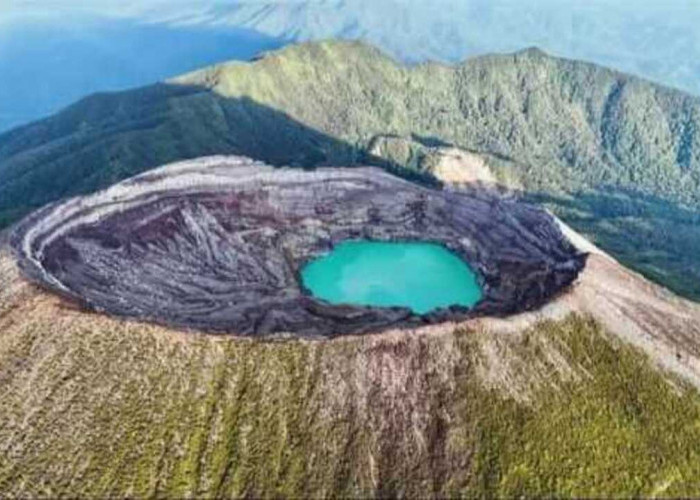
[12,156,585,337]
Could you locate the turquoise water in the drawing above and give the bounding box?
[301,241,483,314]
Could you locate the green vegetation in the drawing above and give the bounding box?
[1,41,700,300]
[0,207,32,231]
[465,318,700,497]
[2,298,700,497]
[531,189,700,301]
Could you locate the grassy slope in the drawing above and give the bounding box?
[2,275,700,497]
[1,41,699,300]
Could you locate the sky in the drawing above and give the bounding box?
[2,0,697,16]
[0,0,199,20]
[0,0,230,24]
[3,0,699,32]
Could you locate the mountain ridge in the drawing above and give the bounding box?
[1,40,700,301]
[177,0,700,97]
[6,39,700,202]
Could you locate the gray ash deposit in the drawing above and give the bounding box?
[12,156,586,337]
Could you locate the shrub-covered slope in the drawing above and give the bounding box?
[1,41,700,298]
[3,241,700,497]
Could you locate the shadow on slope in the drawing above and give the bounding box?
[0,83,439,229]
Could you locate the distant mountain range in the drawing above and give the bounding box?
[1,40,700,301]
[2,0,700,132]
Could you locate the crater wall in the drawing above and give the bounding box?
[12,156,585,337]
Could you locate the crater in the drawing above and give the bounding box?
[11,156,586,338]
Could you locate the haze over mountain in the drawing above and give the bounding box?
[0,15,281,132]
[200,0,700,91]
[2,0,700,131]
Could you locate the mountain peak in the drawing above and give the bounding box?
[516,46,549,58]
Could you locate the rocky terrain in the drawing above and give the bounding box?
[12,156,584,337]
